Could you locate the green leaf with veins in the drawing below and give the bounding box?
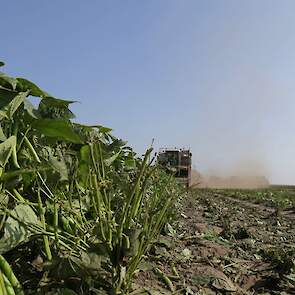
[0,204,40,254]
[33,119,83,143]
[7,91,29,119]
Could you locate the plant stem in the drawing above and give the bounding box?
[37,189,52,261]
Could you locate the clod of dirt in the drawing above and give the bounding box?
[194,223,223,235]
[212,276,237,292]
[239,274,262,290]
[193,240,232,258]
[191,265,237,292]
[234,226,251,240]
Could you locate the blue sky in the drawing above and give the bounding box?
[1,1,295,184]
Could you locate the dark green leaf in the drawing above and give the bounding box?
[89,125,112,133]
[40,97,76,106]
[0,204,40,254]
[57,289,78,295]
[107,139,127,152]
[0,88,19,109]
[16,78,49,97]
[124,158,136,169]
[33,119,82,143]
[48,151,68,181]
[38,97,76,119]
[0,61,4,67]
[0,72,17,90]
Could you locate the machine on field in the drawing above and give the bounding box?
[157,148,192,187]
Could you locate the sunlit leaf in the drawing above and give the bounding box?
[104,151,121,166]
[0,136,16,167]
[0,125,6,142]
[7,91,29,119]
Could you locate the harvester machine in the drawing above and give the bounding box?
[157,148,192,187]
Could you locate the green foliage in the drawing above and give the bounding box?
[0,204,40,254]
[0,62,182,294]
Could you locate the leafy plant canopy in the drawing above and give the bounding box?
[0,61,183,295]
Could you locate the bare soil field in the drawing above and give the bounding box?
[133,188,295,294]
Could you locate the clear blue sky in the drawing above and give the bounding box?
[1,1,295,184]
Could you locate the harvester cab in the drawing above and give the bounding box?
[157,148,192,187]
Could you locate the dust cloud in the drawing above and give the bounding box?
[191,168,269,189]
[191,157,270,189]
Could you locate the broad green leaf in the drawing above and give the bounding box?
[98,125,113,133]
[40,97,76,106]
[16,78,49,97]
[0,204,40,254]
[7,91,28,119]
[0,88,19,109]
[1,168,49,181]
[38,97,76,120]
[41,146,68,181]
[0,136,16,167]
[73,122,93,133]
[48,152,68,181]
[88,125,112,133]
[33,119,82,143]
[124,158,136,170]
[0,110,7,121]
[0,72,17,90]
[104,150,121,166]
[70,251,102,274]
[0,61,4,67]
[107,139,127,152]
[0,192,8,206]
[0,125,6,141]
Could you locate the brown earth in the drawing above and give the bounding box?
[133,189,295,294]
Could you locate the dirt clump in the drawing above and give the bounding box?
[192,240,232,258]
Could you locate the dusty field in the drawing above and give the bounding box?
[133,189,295,294]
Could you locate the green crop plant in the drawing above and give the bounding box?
[0,255,24,295]
[0,61,183,294]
